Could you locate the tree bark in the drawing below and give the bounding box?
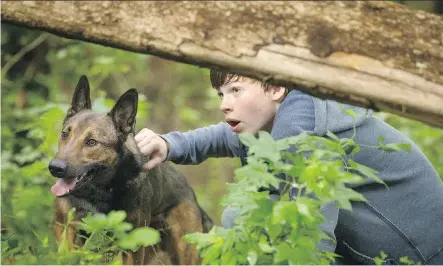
[2,1,443,127]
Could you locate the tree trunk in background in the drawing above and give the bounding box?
[2,1,443,127]
[141,56,234,221]
[142,56,179,133]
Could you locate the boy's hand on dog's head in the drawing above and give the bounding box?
[134,128,168,171]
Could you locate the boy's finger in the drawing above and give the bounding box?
[146,157,163,170]
[139,142,156,156]
[137,135,157,149]
[134,129,154,143]
[142,162,150,172]
[134,129,148,142]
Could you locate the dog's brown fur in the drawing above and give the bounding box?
[49,75,213,264]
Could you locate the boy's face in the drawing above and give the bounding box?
[217,78,285,134]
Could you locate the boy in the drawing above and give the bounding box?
[134,71,443,264]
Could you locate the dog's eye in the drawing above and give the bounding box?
[61,131,68,140]
[85,139,97,147]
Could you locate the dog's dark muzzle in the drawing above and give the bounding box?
[48,159,67,178]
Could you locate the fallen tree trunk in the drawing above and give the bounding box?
[2,1,443,127]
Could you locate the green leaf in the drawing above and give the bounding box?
[378,136,385,146]
[258,241,275,253]
[335,186,367,210]
[42,236,49,248]
[131,227,160,246]
[201,244,221,265]
[81,213,108,232]
[399,256,419,265]
[1,238,9,252]
[247,250,258,265]
[348,160,386,187]
[266,223,282,244]
[336,171,365,185]
[326,131,340,142]
[239,133,258,147]
[220,249,237,265]
[221,235,234,254]
[313,136,342,154]
[296,199,315,221]
[115,222,133,233]
[274,242,292,264]
[232,160,280,191]
[118,227,160,250]
[107,211,127,227]
[374,251,388,265]
[67,208,76,224]
[377,136,412,153]
[287,244,315,264]
[338,104,357,119]
[239,131,289,163]
[285,131,311,146]
[379,143,412,153]
[272,201,300,226]
[340,138,360,155]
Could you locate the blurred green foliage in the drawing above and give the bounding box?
[1,24,228,264]
[376,113,443,177]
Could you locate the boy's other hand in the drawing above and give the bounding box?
[134,128,168,170]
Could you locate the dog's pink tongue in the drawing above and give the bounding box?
[51,178,76,196]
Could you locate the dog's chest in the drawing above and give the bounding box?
[66,186,114,217]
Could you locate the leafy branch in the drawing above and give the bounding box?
[186,129,411,265]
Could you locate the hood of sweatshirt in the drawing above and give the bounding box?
[272,89,372,140]
[313,95,372,136]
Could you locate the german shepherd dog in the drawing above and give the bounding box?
[48,75,213,264]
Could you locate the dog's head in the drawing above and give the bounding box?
[49,75,140,197]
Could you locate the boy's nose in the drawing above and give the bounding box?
[220,98,233,113]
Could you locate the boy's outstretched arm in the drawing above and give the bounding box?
[135,122,243,169]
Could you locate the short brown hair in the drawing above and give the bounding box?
[209,69,275,91]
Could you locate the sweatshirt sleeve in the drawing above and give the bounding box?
[160,122,243,165]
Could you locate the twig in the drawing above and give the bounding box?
[151,245,165,266]
[2,32,50,80]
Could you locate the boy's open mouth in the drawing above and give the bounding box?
[226,119,240,128]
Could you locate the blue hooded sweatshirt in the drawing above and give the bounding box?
[161,89,443,264]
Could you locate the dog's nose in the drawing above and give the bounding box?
[48,159,67,178]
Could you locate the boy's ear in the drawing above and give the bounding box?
[271,86,287,103]
[65,75,92,123]
[108,89,138,137]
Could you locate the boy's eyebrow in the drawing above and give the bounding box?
[221,81,240,90]
[218,80,246,93]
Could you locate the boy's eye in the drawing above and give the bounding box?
[61,131,68,140]
[217,92,223,98]
[232,87,240,93]
[85,139,97,147]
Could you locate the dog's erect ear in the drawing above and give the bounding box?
[65,75,92,123]
[108,89,138,137]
